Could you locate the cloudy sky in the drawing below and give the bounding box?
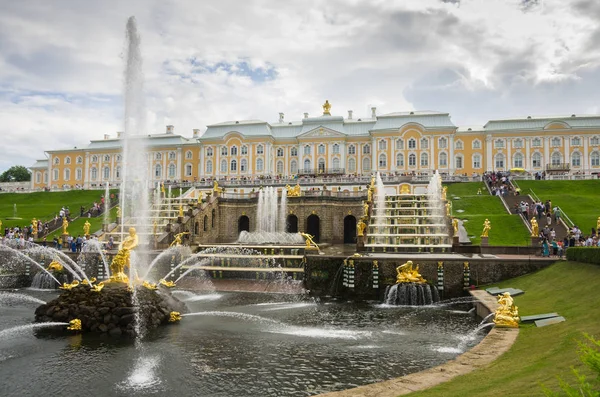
[1,0,599,173]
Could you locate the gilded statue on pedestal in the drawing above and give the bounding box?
[481,218,491,237]
[452,218,459,236]
[530,218,539,237]
[178,205,184,218]
[83,220,91,236]
[445,201,452,216]
[322,100,331,115]
[62,218,69,235]
[46,259,64,272]
[170,232,189,247]
[286,184,301,197]
[108,227,139,283]
[213,180,223,194]
[442,186,448,200]
[367,187,374,203]
[32,218,38,235]
[363,201,370,218]
[493,292,520,328]
[400,184,410,195]
[299,232,319,250]
[395,260,427,284]
[357,219,367,237]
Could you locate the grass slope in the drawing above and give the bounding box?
[446,182,530,246]
[516,180,600,234]
[0,190,114,230]
[408,261,600,397]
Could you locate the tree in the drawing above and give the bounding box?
[0,166,31,182]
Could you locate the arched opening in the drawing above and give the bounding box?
[238,215,250,233]
[194,222,199,235]
[306,214,320,243]
[203,215,208,232]
[286,214,298,233]
[211,209,216,228]
[343,215,357,244]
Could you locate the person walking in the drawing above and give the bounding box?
[554,207,561,225]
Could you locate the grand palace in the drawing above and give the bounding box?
[30,101,600,190]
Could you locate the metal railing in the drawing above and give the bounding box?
[546,163,570,171]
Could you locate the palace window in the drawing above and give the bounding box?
[455,140,463,150]
[76,156,83,164]
[494,139,505,149]
[91,155,98,163]
[276,148,284,157]
[241,146,248,155]
[241,159,247,173]
[591,151,600,166]
[304,159,311,171]
[53,158,59,165]
[437,137,447,149]
[155,153,162,161]
[362,157,370,172]
[64,169,70,181]
[185,164,192,176]
[303,145,311,155]
[378,140,387,151]
[231,159,237,172]
[532,153,542,168]
[231,146,238,156]
[348,158,356,173]
[420,153,428,167]
[396,153,404,167]
[257,145,264,155]
[396,139,404,150]
[76,168,82,180]
[552,137,561,147]
[421,138,429,150]
[332,144,340,154]
[221,147,228,156]
[472,140,481,149]
[495,153,505,169]
[406,139,415,150]
[378,154,387,168]
[472,154,481,169]
[276,161,283,174]
[591,136,600,146]
[116,155,122,162]
[409,153,416,167]
[363,144,370,155]
[455,155,463,169]
[220,159,227,173]
[513,153,523,168]
[348,145,356,155]
[115,167,121,179]
[169,152,176,160]
[256,158,264,172]
[332,157,340,169]
[571,137,581,146]
[551,152,562,166]
[571,152,581,167]
[318,144,325,155]
[168,164,176,177]
[103,166,110,179]
[318,159,325,173]
[65,157,71,165]
[290,160,297,174]
[206,147,213,157]
[186,151,193,159]
[206,160,213,174]
[290,147,298,156]
[439,152,447,167]
[36,172,41,184]
[513,139,523,149]
[532,138,542,147]
[154,164,161,178]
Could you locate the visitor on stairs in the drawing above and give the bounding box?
[553,207,561,224]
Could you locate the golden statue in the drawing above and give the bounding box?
[597,216,600,233]
[142,281,158,290]
[153,220,158,236]
[178,205,184,218]
[169,311,182,323]
[197,190,203,203]
[46,260,64,272]
[493,292,520,328]
[367,187,373,203]
[81,277,97,285]
[170,232,189,247]
[445,201,452,216]
[395,260,427,284]
[477,188,482,195]
[161,182,166,195]
[83,220,91,236]
[452,218,459,236]
[531,218,539,237]
[59,280,80,290]
[442,186,448,200]
[159,279,176,288]
[108,227,139,283]
[286,183,301,197]
[400,184,410,194]
[363,201,370,218]
[67,319,82,331]
[370,176,375,190]
[213,180,223,194]
[357,219,367,237]
[90,282,104,292]
[481,218,491,237]
[32,218,38,235]
[299,232,319,250]
[322,100,331,115]
[116,206,122,218]
[62,218,69,235]
[0,220,2,231]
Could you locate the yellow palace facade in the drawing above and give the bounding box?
[30,103,600,190]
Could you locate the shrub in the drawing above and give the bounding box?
[565,248,600,265]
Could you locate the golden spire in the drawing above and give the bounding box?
[322,100,331,116]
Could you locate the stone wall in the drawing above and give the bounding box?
[305,255,555,299]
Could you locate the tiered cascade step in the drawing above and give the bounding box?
[365,194,451,253]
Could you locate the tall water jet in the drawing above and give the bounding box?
[278,188,287,233]
[256,187,280,233]
[103,182,111,227]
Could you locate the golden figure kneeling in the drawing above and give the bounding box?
[396,260,427,284]
[108,227,139,283]
[493,292,520,328]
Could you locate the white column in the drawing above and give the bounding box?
[485,135,493,171]
[544,137,550,168]
[84,153,90,188]
[162,152,167,180]
[249,144,253,177]
[449,135,455,173]
[564,138,570,166]
[176,148,182,180]
[583,137,589,172]
[371,137,377,171]
[524,138,530,171]
[47,156,52,189]
[507,139,512,170]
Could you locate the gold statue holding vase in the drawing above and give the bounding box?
[107,227,139,283]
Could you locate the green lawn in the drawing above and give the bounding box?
[408,261,600,397]
[0,190,116,230]
[516,180,600,234]
[446,182,530,246]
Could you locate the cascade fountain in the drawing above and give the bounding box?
[103,181,111,227]
[365,171,451,252]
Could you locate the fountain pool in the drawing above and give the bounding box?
[0,289,486,396]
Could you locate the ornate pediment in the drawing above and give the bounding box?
[298,126,346,139]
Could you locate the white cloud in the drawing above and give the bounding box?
[0,0,599,172]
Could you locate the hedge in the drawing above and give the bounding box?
[566,247,600,265]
